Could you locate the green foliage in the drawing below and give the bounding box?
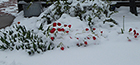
[103,18,118,25]
[121,28,124,34]
[0,24,54,55]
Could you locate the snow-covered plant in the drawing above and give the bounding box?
[0,23,52,55]
[127,28,139,42]
[43,20,101,50]
[42,22,72,49]
[41,0,117,28]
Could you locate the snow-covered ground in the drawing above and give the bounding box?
[0,0,140,65]
[0,6,140,65]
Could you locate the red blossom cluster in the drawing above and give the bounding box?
[75,36,97,47]
[53,22,71,28]
[128,28,140,42]
[50,22,71,34]
[129,28,139,38]
[75,27,101,47]
[50,22,72,41]
[49,23,102,50]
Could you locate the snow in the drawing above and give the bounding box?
[1,0,140,65]
[1,5,18,16]
[0,0,9,4]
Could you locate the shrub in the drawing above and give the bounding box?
[41,0,117,29]
[0,24,53,55]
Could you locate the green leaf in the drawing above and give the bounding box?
[9,30,14,35]
[121,28,124,34]
[16,46,20,50]
[18,33,20,37]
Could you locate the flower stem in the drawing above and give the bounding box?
[123,16,125,31]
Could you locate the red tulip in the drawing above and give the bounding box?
[85,28,89,31]
[53,22,57,27]
[93,36,96,40]
[52,28,56,31]
[50,30,54,33]
[61,47,64,50]
[57,28,62,31]
[101,31,103,33]
[58,22,61,26]
[51,37,54,41]
[50,28,55,33]
[133,30,136,32]
[137,33,139,36]
[93,28,96,30]
[87,37,90,39]
[134,35,137,38]
[68,25,72,28]
[18,22,20,24]
[133,30,136,35]
[61,28,65,32]
[84,41,88,45]
[129,28,132,32]
[66,31,69,33]
[77,43,80,47]
[76,38,79,40]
